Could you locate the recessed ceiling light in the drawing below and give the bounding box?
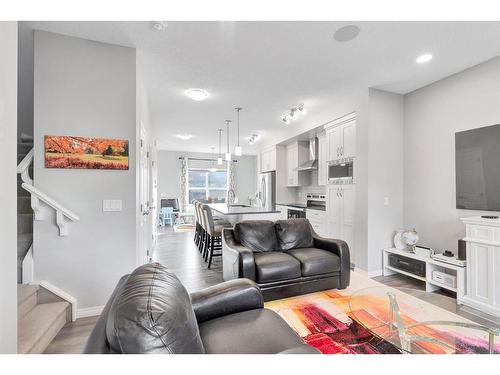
[185,88,209,101]
[152,21,168,32]
[334,25,360,42]
[175,134,194,141]
[416,54,433,64]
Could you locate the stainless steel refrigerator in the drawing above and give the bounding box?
[258,171,276,209]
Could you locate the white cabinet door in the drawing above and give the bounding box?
[261,148,276,172]
[341,120,356,159]
[327,127,342,162]
[268,148,277,171]
[326,185,341,238]
[260,150,268,172]
[467,243,493,306]
[286,143,298,186]
[317,134,327,185]
[340,184,355,260]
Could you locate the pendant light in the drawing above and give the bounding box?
[208,147,217,172]
[234,107,243,156]
[217,129,223,165]
[225,120,232,161]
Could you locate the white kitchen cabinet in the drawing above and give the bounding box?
[325,113,356,161]
[327,126,342,162]
[317,133,328,186]
[461,217,500,317]
[286,141,309,187]
[326,184,355,261]
[306,209,328,237]
[260,146,277,172]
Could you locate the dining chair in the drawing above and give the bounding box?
[160,207,175,226]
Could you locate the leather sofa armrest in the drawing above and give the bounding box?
[312,230,350,289]
[83,274,130,353]
[222,228,256,281]
[190,279,264,324]
[279,344,321,354]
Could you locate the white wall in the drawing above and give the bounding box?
[404,56,500,253]
[33,31,138,311]
[157,150,257,206]
[367,89,404,273]
[0,21,18,354]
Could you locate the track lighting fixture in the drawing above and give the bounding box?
[248,134,259,145]
[281,104,307,125]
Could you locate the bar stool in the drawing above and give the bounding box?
[192,200,202,248]
[201,204,232,268]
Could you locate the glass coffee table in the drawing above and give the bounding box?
[349,286,500,354]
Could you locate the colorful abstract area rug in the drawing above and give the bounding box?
[265,272,500,354]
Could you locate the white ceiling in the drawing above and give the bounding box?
[21,21,500,154]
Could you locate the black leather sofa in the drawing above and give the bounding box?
[83,263,318,354]
[222,218,350,301]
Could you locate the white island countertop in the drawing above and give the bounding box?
[208,203,280,215]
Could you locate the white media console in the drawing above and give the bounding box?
[461,216,500,317]
[382,247,466,304]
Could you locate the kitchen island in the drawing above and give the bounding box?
[208,203,282,225]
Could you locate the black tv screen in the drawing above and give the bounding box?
[456,124,500,211]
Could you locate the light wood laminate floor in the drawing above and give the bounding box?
[45,227,499,353]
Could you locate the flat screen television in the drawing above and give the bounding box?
[456,124,500,211]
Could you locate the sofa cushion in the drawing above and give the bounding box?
[234,220,280,252]
[198,309,304,354]
[287,248,341,277]
[105,263,205,354]
[275,219,314,250]
[254,252,301,283]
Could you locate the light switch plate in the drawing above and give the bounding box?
[103,199,122,212]
[384,197,389,206]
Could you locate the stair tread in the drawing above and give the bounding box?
[17,284,39,304]
[18,302,70,354]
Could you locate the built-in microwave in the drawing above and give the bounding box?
[328,159,354,184]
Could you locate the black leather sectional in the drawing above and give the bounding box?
[222,218,350,301]
[83,263,318,354]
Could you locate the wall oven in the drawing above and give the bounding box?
[328,159,354,184]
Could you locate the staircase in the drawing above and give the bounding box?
[17,284,71,353]
[17,138,34,283]
[16,135,76,353]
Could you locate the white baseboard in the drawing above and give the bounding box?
[77,305,104,319]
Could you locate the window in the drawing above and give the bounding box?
[188,169,227,203]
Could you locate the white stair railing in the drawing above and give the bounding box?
[17,148,79,236]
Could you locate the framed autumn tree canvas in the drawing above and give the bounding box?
[44,135,129,170]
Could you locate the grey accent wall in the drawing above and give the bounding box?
[367,89,404,272]
[404,56,500,253]
[0,21,18,354]
[33,31,137,310]
[157,150,257,206]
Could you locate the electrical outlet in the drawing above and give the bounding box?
[384,197,389,206]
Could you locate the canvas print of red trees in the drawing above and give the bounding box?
[45,135,129,170]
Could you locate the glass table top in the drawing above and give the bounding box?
[348,286,500,354]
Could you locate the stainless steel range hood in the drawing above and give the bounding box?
[295,137,318,171]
